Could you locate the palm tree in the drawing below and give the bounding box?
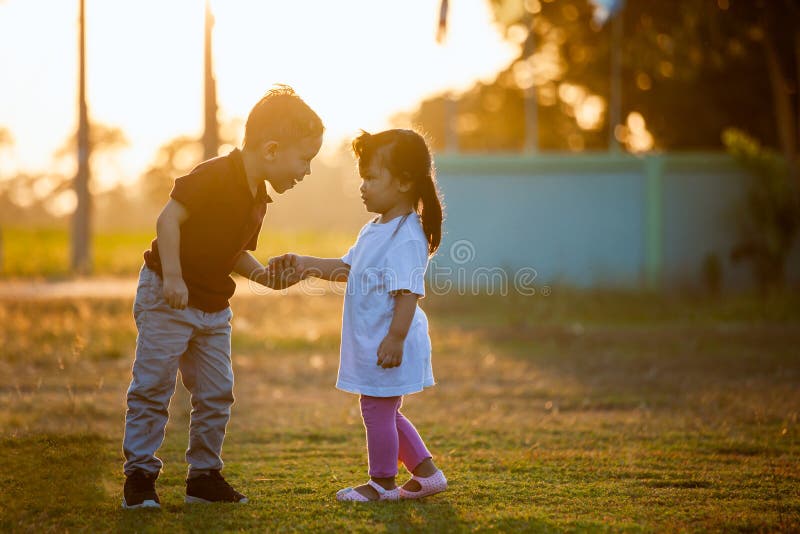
[72,0,91,274]
[202,0,219,160]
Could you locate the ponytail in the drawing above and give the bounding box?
[418,171,443,255]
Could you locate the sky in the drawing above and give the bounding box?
[0,0,519,189]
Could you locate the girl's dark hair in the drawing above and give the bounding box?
[243,84,324,150]
[352,129,444,256]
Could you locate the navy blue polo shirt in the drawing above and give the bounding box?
[144,148,271,312]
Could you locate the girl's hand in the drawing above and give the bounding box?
[377,333,404,368]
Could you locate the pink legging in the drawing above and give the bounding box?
[359,395,432,478]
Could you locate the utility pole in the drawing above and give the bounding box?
[608,6,623,152]
[72,0,92,274]
[522,13,538,153]
[202,0,219,160]
[437,0,458,153]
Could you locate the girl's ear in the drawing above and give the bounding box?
[396,172,413,193]
[261,140,279,161]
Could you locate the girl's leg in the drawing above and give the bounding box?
[360,395,402,478]
[396,397,441,492]
[346,395,400,500]
[395,398,432,472]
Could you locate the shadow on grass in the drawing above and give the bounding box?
[484,320,800,414]
[356,498,462,532]
[353,498,555,533]
[114,493,478,533]
[0,434,115,531]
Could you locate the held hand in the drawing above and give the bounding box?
[266,253,306,288]
[376,333,404,368]
[162,274,189,309]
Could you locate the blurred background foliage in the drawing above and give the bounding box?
[723,128,799,291]
[3,0,799,226]
[411,0,800,157]
[0,0,799,283]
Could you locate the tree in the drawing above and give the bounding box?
[0,122,129,228]
[55,122,128,161]
[411,0,800,165]
[141,135,204,206]
[140,118,241,207]
[51,122,129,209]
[73,0,90,274]
[0,127,12,178]
[412,0,630,152]
[0,127,12,147]
[618,0,800,199]
[724,128,799,290]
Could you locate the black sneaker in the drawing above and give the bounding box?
[185,470,248,504]
[122,470,160,509]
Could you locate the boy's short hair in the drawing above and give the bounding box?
[243,85,324,150]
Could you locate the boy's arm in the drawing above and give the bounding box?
[269,254,350,282]
[232,251,269,287]
[156,199,190,309]
[377,291,419,368]
[233,251,302,290]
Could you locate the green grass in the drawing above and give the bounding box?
[0,227,354,278]
[0,290,798,532]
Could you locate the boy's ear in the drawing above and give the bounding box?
[261,140,279,161]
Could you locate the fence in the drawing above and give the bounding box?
[431,152,800,292]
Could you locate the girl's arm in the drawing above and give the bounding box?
[269,254,350,282]
[376,291,419,368]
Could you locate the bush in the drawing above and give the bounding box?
[722,128,799,291]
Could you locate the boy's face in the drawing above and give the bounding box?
[263,135,323,194]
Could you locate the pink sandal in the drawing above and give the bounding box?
[336,480,400,502]
[399,469,448,499]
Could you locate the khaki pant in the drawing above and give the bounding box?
[123,266,234,477]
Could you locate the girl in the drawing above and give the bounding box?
[269,129,447,502]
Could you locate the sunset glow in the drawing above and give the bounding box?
[0,0,518,188]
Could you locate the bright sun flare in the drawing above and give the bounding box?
[0,0,518,188]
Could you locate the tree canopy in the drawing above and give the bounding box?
[409,0,800,156]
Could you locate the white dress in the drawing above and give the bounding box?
[337,213,435,397]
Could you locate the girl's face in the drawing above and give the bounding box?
[358,152,410,215]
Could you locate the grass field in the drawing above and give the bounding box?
[0,286,798,532]
[0,290,800,532]
[0,227,355,278]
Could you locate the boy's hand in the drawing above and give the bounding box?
[267,253,305,288]
[162,274,189,309]
[377,333,404,368]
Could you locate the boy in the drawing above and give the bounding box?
[122,85,323,509]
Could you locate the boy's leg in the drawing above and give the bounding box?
[360,395,402,478]
[396,397,432,472]
[123,267,193,475]
[179,307,234,478]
